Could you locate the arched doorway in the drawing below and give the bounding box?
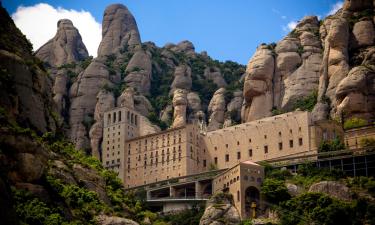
[244,186,260,218]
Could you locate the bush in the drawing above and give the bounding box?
[344,117,368,130]
[292,90,317,112]
[261,178,291,205]
[318,137,345,152]
[279,193,353,225]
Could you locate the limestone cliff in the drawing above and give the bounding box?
[35,19,88,67]
[0,5,141,224]
[243,0,375,124]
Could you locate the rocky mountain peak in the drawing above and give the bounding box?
[97,4,141,57]
[35,19,88,67]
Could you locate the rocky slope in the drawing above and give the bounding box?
[199,193,241,225]
[0,5,151,224]
[242,0,375,124]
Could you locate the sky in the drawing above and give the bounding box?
[2,0,343,64]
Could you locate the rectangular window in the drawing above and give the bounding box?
[203,160,207,167]
[237,190,240,201]
[279,142,283,150]
[214,157,218,164]
[118,111,122,122]
[299,138,303,146]
[289,140,294,148]
[113,112,116,123]
[264,145,268,154]
[225,154,229,162]
[249,149,253,157]
[237,152,241,160]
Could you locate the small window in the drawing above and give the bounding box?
[279,131,282,137]
[279,142,283,150]
[264,145,268,154]
[118,111,122,122]
[249,139,251,143]
[290,129,293,134]
[214,146,217,150]
[237,152,241,160]
[214,157,218,164]
[225,154,229,162]
[237,191,240,201]
[264,135,267,139]
[299,138,303,146]
[249,149,253,157]
[290,140,294,148]
[237,141,240,145]
[203,160,207,167]
[226,144,228,148]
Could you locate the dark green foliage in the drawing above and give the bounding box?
[147,112,168,130]
[279,193,354,225]
[82,113,95,133]
[346,177,375,197]
[0,5,33,56]
[58,63,77,70]
[271,107,285,116]
[292,90,317,112]
[13,188,66,225]
[79,56,93,70]
[158,205,205,225]
[261,178,291,205]
[318,137,345,152]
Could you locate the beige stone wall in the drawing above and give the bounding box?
[345,126,375,150]
[102,107,141,182]
[124,125,205,188]
[202,111,313,168]
[213,162,264,219]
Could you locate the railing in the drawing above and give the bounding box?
[263,146,375,167]
[125,169,226,191]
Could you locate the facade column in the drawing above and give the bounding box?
[195,181,202,199]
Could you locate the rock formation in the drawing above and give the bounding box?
[204,67,227,87]
[124,50,152,95]
[89,90,115,159]
[309,181,352,201]
[207,88,226,131]
[68,3,141,150]
[35,19,88,67]
[187,92,205,122]
[242,45,274,122]
[199,193,241,225]
[224,90,243,126]
[171,64,192,94]
[97,4,141,56]
[172,89,188,128]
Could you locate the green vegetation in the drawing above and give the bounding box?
[292,90,317,112]
[344,117,368,130]
[261,178,291,204]
[158,205,205,225]
[79,56,93,70]
[0,6,33,57]
[360,137,375,148]
[261,163,375,225]
[147,111,169,130]
[318,137,346,152]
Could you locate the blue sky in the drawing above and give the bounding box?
[3,0,343,64]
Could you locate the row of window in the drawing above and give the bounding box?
[106,110,138,126]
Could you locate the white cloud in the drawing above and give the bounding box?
[327,1,343,16]
[282,21,298,32]
[12,3,101,57]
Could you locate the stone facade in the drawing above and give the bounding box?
[101,107,344,218]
